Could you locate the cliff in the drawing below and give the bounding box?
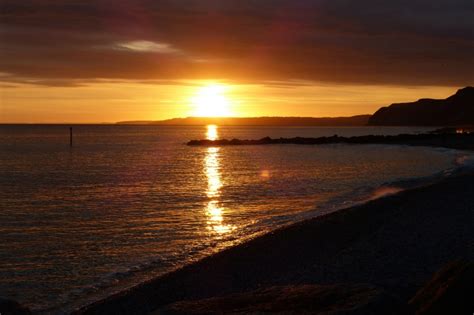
[368,87,474,126]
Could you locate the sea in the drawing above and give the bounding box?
[1,125,473,313]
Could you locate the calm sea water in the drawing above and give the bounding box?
[0,125,470,313]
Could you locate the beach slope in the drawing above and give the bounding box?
[77,172,474,314]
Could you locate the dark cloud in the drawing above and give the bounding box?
[1,0,473,86]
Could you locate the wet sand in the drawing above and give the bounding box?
[77,169,474,314]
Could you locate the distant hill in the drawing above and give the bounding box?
[369,87,474,126]
[118,115,371,126]
[118,87,474,127]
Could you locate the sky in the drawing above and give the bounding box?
[1,0,473,123]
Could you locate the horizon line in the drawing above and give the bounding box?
[0,114,373,125]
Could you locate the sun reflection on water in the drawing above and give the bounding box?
[205,147,222,198]
[204,125,234,234]
[206,124,218,141]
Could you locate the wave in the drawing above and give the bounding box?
[370,150,474,198]
[293,149,474,224]
[356,147,470,207]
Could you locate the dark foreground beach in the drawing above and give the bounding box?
[74,161,474,314]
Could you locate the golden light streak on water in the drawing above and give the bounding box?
[205,147,222,198]
[204,125,234,234]
[206,124,218,141]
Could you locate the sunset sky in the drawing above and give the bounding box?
[1,0,473,123]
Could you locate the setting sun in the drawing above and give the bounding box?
[191,84,232,117]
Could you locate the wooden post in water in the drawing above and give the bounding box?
[70,127,73,147]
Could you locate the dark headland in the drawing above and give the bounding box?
[369,87,474,126]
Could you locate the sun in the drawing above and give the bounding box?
[191,84,232,117]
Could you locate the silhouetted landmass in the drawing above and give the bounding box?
[117,115,371,126]
[369,87,474,126]
[187,133,474,150]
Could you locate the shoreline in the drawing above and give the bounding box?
[75,164,474,314]
[57,145,467,314]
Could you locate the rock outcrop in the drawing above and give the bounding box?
[187,133,474,149]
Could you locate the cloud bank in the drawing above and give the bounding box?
[1,0,473,86]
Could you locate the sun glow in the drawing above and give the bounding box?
[191,84,232,117]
